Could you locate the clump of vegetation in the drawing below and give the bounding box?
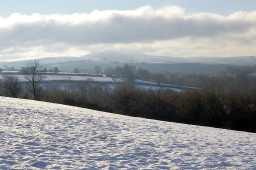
[107,87,256,132]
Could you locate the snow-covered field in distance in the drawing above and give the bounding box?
[0,74,115,82]
[0,97,255,169]
[0,74,191,91]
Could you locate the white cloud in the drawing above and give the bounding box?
[0,5,256,61]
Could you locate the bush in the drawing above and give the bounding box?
[2,76,22,98]
[225,92,256,132]
[108,88,177,121]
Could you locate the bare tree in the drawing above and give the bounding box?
[94,66,101,75]
[122,64,136,87]
[3,76,22,98]
[53,67,59,74]
[21,60,45,100]
[137,68,150,80]
[73,68,80,74]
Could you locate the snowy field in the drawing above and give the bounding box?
[0,74,188,92]
[0,97,256,169]
[0,74,117,83]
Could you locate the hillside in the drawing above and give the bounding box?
[2,53,256,75]
[0,97,255,169]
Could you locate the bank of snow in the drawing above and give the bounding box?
[0,97,255,169]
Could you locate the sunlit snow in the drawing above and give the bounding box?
[0,97,255,169]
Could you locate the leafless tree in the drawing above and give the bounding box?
[94,66,101,75]
[137,68,150,80]
[73,68,80,74]
[3,76,22,98]
[54,67,59,74]
[21,60,45,100]
[122,64,136,87]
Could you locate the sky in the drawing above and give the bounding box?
[0,0,256,61]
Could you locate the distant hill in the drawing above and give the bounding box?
[1,52,256,74]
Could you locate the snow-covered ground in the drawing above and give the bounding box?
[0,74,191,92]
[0,74,117,83]
[0,97,255,169]
[135,84,183,92]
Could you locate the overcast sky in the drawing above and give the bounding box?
[0,0,256,61]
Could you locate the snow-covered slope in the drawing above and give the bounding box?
[0,97,255,169]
